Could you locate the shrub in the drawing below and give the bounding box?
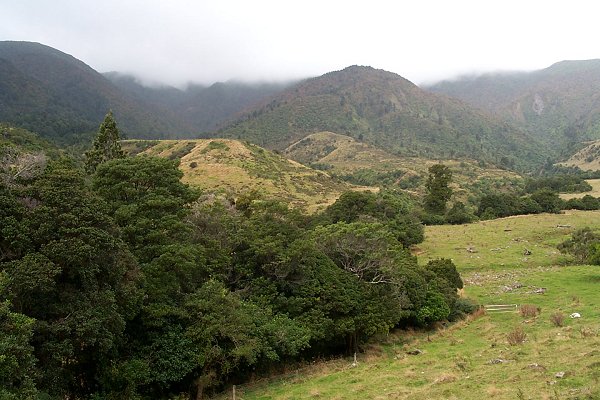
[529,189,562,213]
[445,201,474,225]
[580,326,596,338]
[558,227,600,264]
[426,259,463,289]
[520,304,540,318]
[507,326,527,345]
[417,292,451,327]
[448,297,479,321]
[550,312,565,327]
[189,161,198,169]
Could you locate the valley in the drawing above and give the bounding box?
[3,39,600,399]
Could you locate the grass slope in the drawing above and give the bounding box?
[122,139,371,212]
[230,211,600,399]
[559,140,600,171]
[285,131,522,204]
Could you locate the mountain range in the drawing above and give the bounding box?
[3,41,600,171]
[216,65,544,169]
[428,60,600,159]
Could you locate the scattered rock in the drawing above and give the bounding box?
[406,349,423,355]
[555,371,566,379]
[525,363,546,371]
[488,358,507,364]
[523,249,532,256]
[557,224,572,228]
[466,247,477,253]
[501,282,523,292]
[532,287,547,294]
[570,312,581,318]
[434,374,457,384]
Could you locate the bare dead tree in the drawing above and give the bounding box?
[0,148,47,186]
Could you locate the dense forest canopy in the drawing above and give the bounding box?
[0,120,471,399]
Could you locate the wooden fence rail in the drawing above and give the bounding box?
[484,304,518,313]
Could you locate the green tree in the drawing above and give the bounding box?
[184,280,309,398]
[558,227,600,264]
[322,190,424,247]
[416,292,451,327]
[84,111,125,173]
[92,156,205,397]
[424,164,453,215]
[445,201,473,224]
[1,159,142,398]
[92,156,199,264]
[529,189,562,213]
[0,274,37,399]
[312,221,416,351]
[425,258,463,290]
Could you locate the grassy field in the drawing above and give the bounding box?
[121,139,374,213]
[225,211,600,399]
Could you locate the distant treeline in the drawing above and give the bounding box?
[524,174,592,194]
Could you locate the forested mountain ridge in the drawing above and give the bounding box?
[5,41,599,172]
[428,60,600,157]
[0,41,191,143]
[217,65,547,170]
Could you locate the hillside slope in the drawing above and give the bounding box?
[218,66,546,170]
[285,131,522,203]
[0,41,190,143]
[429,60,600,157]
[558,139,600,171]
[122,139,370,212]
[105,72,290,135]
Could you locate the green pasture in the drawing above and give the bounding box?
[227,211,600,399]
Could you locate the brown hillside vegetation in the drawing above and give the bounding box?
[121,139,374,212]
[284,131,522,203]
[559,139,600,171]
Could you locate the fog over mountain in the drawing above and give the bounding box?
[2,1,599,88]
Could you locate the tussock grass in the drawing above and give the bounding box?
[121,139,374,213]
[284,131,522,204]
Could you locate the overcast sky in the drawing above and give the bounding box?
[1,0,598,87]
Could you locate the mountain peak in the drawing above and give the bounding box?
[218,65,543,169]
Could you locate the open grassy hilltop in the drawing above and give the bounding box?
[284,131,522,203]
[121,139,372,212]
[227,211,600,399]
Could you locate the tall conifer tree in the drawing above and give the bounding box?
[85,111,125,173]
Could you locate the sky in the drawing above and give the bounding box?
[1,0,599,88]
